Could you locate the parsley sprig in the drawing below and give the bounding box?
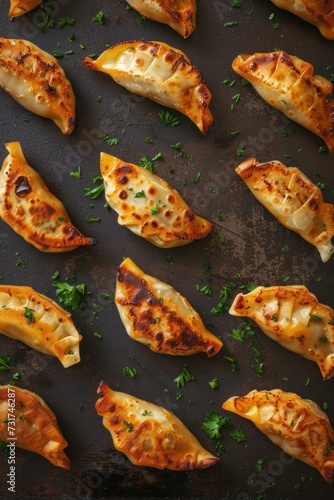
[159,110,180,127]
[202,411,232,454]
[174,364,196,388]
[53,282,86,312]
[0,354,11,371]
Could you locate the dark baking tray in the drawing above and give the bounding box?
[0,0,333,498]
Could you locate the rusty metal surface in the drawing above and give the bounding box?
[0,0,333,499]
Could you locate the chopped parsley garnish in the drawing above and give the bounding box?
[252,361,264,377]
[174,364,196,388]
[57,16,76,29]
[36,2,55,32]
[159,110,180,127]
[192,172,201,183]
[23,307,35,324]
[151,203,160,215]
[98,134,119,146]
[211,281,235,315]
[86,217,100,223]
[16,257,26,267]
[230,430,246,443]
[92,11,104,24]
[202,411,232,454]
[84,179,105,199]
[223,356,238,372]
[198,283,212,296]
[208,377,218,390]
[121,367,138,378]
[123,420,133,432]
[134,190,146,198]
[137,15,147,26]
[0,354,11,371]
[236,144,246,157]
[53,282,86,312]
[282,127,295,137]
[70,166,82,179]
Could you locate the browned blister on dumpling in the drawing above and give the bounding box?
[223,389,334,484]
[9,0,43,16]
[0,142,95,252]
[0,385,70,469]
[229,285,334,379]
[271,0,334,40]
[125,0,196,37]
[236,158,334,262]
[100,152,212,247]
[115,258,223,356]
[82,40,213,135]
[96,381,218,470]
[0,284,82,367]
[0,38,75,134]
[232,50,334,152]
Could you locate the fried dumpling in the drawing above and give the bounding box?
[232,50,334,152]
[82,40,213,135]
[236,157,334,262]
[222,389,334,484]
[100,152,212,247]
[125,0,196,38]
[0,37,75,134]
[9,0,43,16]
[229,285,334,379]
[0,142,95,252]
[96,381,218,470]
[0,385,70,469]
[271,0,334,40]
[0,285,81,367]
[116,258,223,356]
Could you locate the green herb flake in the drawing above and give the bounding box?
[123,420,133,432]
[70,166,82,179]
[174,364,196,388]
[208,377,218,390]
[151,203,159,215]
[159,110,180,127]
[192,172,201,183]
[134,190,146,198]
[92,11,104,24]
[0,354,11,371]
[23,307,35,324]
[121,367,138,378]
[53,282,86,312]
[230,430,246,443]
[84,182,105,199]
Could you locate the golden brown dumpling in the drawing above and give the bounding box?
[232,50,334,152]
[223,389,334,484]
[96,381,218,470]
[0,385,70,469]
[115,257,223,356]
[229,285,334,379]
[82,40,213,135]
[9,0,43,16]
[0,38,75,134]
[100,152,212,247]
[125,0,196,37]
[236,157,334,262]
[0,142,95,252]
[271,0,334,40]
[0,284,81,367]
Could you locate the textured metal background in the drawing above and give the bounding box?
[0,0,333,499]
